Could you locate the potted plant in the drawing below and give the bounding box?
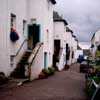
[38,71,47,79]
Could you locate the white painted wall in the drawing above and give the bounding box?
[66,32,72,47]
[0,0,28,76]
[54,22,65,48]
[91,29,100,57]
[75,50,83,59]
[28,0,54,68]
[8,0,27,54]
[53,21,67,70]
[57,49,66,70]
[30,44,43,80]
[65,31,73,65]
[0,0,10,76]
[74,40,78,60]
[95,30,100,43]
[71,37,77,63]
[8,0,28,76]
[0,0,55,77]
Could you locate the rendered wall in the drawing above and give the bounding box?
[0,0,28,76]
[0,0,10,76]
[30,44,43,80]
[28,0,54,68]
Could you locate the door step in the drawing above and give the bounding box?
[26,50,32,53]
[9,78,29,86]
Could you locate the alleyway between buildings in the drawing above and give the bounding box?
[0,63,88,100]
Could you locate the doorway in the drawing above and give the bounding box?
[28,24,40,50]
[54,40,60,57]
[53,40,61,67]
[66,44,70,64]
[44,52,47,69]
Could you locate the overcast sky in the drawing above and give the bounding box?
[55,0,100,43]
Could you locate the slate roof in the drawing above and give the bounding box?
[50,0,56,4]
[53,11,68,25]
[66,27,73,33]
[72,35,76,38]
[77,45,82,50]
[75,38,78,42]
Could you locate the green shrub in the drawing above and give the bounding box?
[87,81,95,97]
[92,76,100,84]
[86,78,94,97]
[48,67,55,75]
[42,67,56,76]
[86,76,100,97]
[94,65,100,72]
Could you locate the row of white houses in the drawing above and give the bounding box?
[0,0,78,80]
[90,29,100,57]
[53,11,78,70]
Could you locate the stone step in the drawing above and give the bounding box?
[9,78,29,86]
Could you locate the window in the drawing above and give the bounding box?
[10,13,16,29]
[47,29,49,43]
[23,20,27,35]
[10,56,15,67]
[44,52,47,69]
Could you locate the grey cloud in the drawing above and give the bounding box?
[55,0,100,42]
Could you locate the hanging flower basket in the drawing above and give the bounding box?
[10,28,19,42]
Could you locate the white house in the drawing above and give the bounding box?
[0,0,56,80]
[66,27,73,65]
[0,0,28,77]
[71,35,78,63]
[27,0,56,80]
[53,11,78,70]
[77,42,90,60]
[66,27,78,65]
[75,44,83,60]
[53,11,68,70]
[91,29,100,57]
[74,38,78,60]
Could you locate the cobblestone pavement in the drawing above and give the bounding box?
[0,63,88,100]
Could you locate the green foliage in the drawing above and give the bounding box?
[92,76,100,84]
[95,49,100,65]
[48,67,55,75]
[42,67,55,76]
[87,76,100,97]
[95,50,100,60]
[86,78,94,97]
[42,68,51,76]
[87,81,95,97]
[86,48,100,97]
[94,65,100,72]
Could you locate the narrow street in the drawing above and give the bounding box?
[0,63,88,100]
